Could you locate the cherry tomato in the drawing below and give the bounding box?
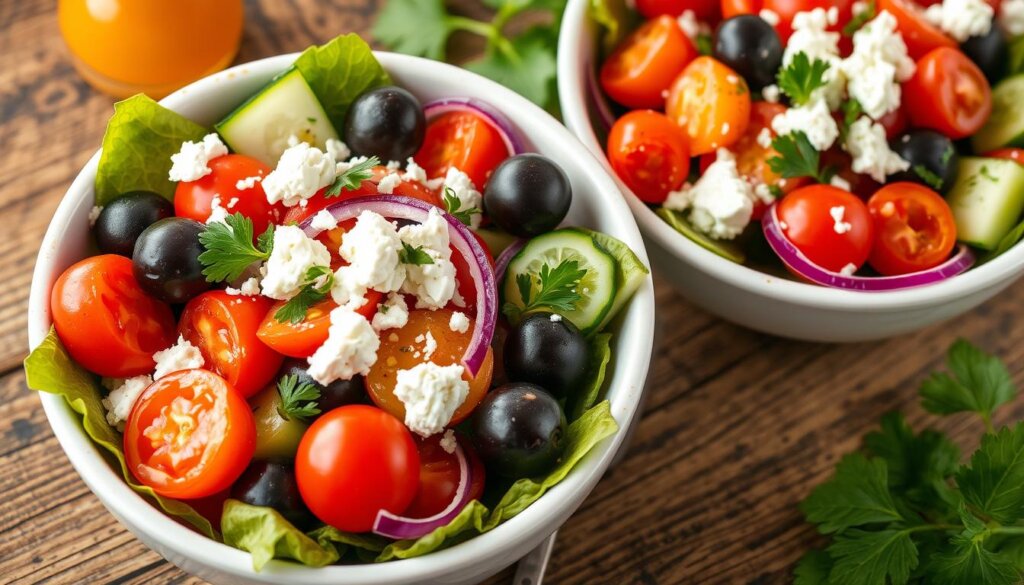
[450,232,496,315]
[366,309,493,427]
[178,291,283,398]
[722,0,853,44]
[721,0,760,19]
[776,185,874,272]
[637,0,720,20]
[986,148,1024,165]
[666,56,751,156]
[866,182,957,275]
[915,0,997,6]
[51,255,176,377]
[403,434,486,519]
[600,15,697,109]
[904,47,992,140]
[877,0,956,60]
[256,291,383,359]
[174,154,281,235]
[368,165,445,207]
[607,110,691,203]
[296,405,419,532]
[124,369,256,499]
[413,111,511,189]
[878,106,910,140]
[280,181,379,225]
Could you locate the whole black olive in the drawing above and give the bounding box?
[504,312,589,398]
[483,154,572,237]
[231,460,316,529]
[132,217,210,303]
[713,15,784,91]
[93,191,174,257]
[471,383,567,478]
[343,86,425,162]
[889,130,960,194]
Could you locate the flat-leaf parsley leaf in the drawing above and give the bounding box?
[198,213,274,283]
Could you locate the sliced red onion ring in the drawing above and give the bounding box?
[586,61,617,131]
[300,195,497,376]
[373,441,473,540]
[424,98,525,156]
[763,204,975,291]
[493,238,526,285]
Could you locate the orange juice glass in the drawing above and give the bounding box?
[58,0,244,99]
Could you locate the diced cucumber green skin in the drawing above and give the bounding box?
[215,67,339,166]
[574,227,649,332]
[946,157,1024,250]
[502,229,618,336]
[475,228,519,258]
[1009,36,1024,77]
[972,75,1024,154]
[656,207,746,264]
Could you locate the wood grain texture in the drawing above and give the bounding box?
[5,1,1024,584]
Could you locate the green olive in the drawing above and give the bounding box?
[250,385,308,459]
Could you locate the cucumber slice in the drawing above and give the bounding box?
[502,229,618,336]
[574,228,649,331]
[656,207,746,264]
[946,157,1024,250]
[215,68,339,166]
[972,75,1024,153]
[475,227,519,258]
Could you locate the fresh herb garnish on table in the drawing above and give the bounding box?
[198,213,274,282]
[504,260,587,320]
[777,52,831,107]
[276,374,322,422]
[796,339,1024,585]
[274,266,334,324]
[371,0,567,111]
[325,156,379,197]
[769,131,835,184]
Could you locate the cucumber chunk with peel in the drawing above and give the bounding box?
[946,157,1024,250]
[972,74,1024,154]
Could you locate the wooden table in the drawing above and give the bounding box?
[4,2,1024,584]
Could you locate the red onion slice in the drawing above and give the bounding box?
[373,441,473,540]
[763,204,975,291]
[493,238,527,286]
[300,195,497,376]
[423,98,524,156]
[585,61,617,131]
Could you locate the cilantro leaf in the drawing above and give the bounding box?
[371,0,453,61]
[914,165,946,191]
[465,27,559,110]
[919,339,1016,422]
[794,550,833,585]
[198,213,274,283]
[276,374,322,422]
[442,186,481,226]
[398,242,435,266]
[956,423,1024,524]
[801,454,904,534]
[273,266,333,324]
[325,156,379,197]
[826,529,918,585]
[863,412,960,497]
[926,533,1021,585]
[768,132,831,184]
[777,52,831,106]
[843,1,876,36]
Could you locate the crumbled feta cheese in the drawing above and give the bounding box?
[377,173,402,195]
[439,429,458,454]
[762,84,781,103]
[206,194,230,225]
[102,375,152,426]
[372,292,409,332]
[235,175,263,191]
[843,116,910,182]
[152,335,205,380]
[325,138,351,163]
[168,133,228,182]
[225,277,261,296]
[403,158,429,186]
[262,141,336,207]
[310,209,339,232]
[261,225,332,300]
[386,160,402,171]
[677,9,711,42]
[924,0,993,41]
[393,362,469,437]
[830,175,853,191]
[332,211,407,307]
[335,155,370,174]
[840,263,858,276]
[449,311,470,333]
[550,314,563,323]
[307,307,380,385]
[753,182,775,205]
[398,208,458,309]
[422,331,438,361]
[760,8,780,25]
[88,205,102,227]
[771,97,839,151]
[756,127,774,149]
[1000,0,1024,36]
[441,167,483,229]
[664,149,754,240]
[785,9,845,108]
[842,10,915,120]
[830,205,853,234]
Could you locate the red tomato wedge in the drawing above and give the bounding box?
[174,154,282,236]
[257,291,383,359]
[867,182,957,276]
[413,111,511,189]
[600,15,697,109]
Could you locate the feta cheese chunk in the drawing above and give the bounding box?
[325,138,351,162]
[235,175,263,191]
[843,117,910,182]
[307,307,380,385]
[664,149,754,240]
[841,11,915,120]
[830,205,853,234]
[262,141,336,207]
[441,167,483,228]
[677,10,711,42]
[225,277,261,296]
[439,429,458,454]
[771,97,839,151]
[332,211,407,307]
[398,208,458,309]
[372,292,410,332]
[393,362,469,437]
[403,158,430,186]
[759,8,780,25]
[449,311,470,333]
[784,9,845,108]
[102,375,153,426]
[88,205,103,227]
[169,133,228,182]
[377,172,402,195]
[1000,0,1024,36]
[206,194,230,225]
[310,209,339,232]
[152,335,205,380]
[840,262,858,276]
[261,225,332,300]
[762,84,781,103]
[924,0,994,42]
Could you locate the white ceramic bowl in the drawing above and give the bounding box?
[558,0,1024,342]
[27,52,655,585]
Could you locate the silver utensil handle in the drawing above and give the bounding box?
[511,531,558,585]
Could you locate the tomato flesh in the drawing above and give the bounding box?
[666,56,751,156]
[403,434,486,519]
[607,110,691,203]
[877,0,956,60]
[904,47,992,140]
[600,15,697,109]
[174,154,281,235]
[986,148,1024,165]
[866,182,957,275]
[257,291,383,359]
[777,185,874,272]
[413,111,510,189]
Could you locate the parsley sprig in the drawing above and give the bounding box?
[503,259,587,320]
[843,1,876,36]
[273,266,333,324]
[399,242,435,266]
[276,374,321,422]
[796,339,1024,585]
[768,132,836,184]
[325,156,379,197]
[198,213,274,282]
[777,52,831,107]
[442,186,482,226]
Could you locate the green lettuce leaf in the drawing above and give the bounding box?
[94,95,208,205]
[376,501,489,562]
[590,0,638,55]
[294,34,392,132]
[570,333,612,421]
[24,328,216,539]
[222,500,338,570]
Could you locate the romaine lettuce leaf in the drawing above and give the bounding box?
[222,500,338,570]
[94,95,208,205]
[590,0,638,55]
[24,328,216,538]
[376,501,490,562]
[570,333,613,421]
[294,34,392,132]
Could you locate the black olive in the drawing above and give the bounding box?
[961,26,1007,83]
[132,217,211,304]
[713,15,783,91]
[889,130,960,194]
[503,312,589,398]
[471,383,567,478]
[278,358,367,416]
[93,191,174,257]
[343,86,425,162]
[231,460,316,529]
[483,154,572,237]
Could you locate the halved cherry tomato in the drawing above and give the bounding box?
[904,47,992,140]
[915,0,998,6]
[174,154,281,235]
[986,148,1024,165]
[51,255,176,377]
[366,309,493,426]
[413,111,511,189]
[280,181,379,225]
[296,405,419,532]
[866,182,957,275]
[600,15,697,109]
[607,110,691,203]
[450,232,496,315]
[722,0,854,45]
[638,0,720,20]
[369,165,445,208]
[403,433,486,519]
[721,0,760,19]
[776,185,874,272]
[178,291,282,398]
[821,149,882,198]
[124,369,256,499]
[877,106,910,140]
[257,291,384,359]
[666,56,751,156]
[877,0,956,60]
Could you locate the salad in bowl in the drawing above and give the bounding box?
[25,35,651,583]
